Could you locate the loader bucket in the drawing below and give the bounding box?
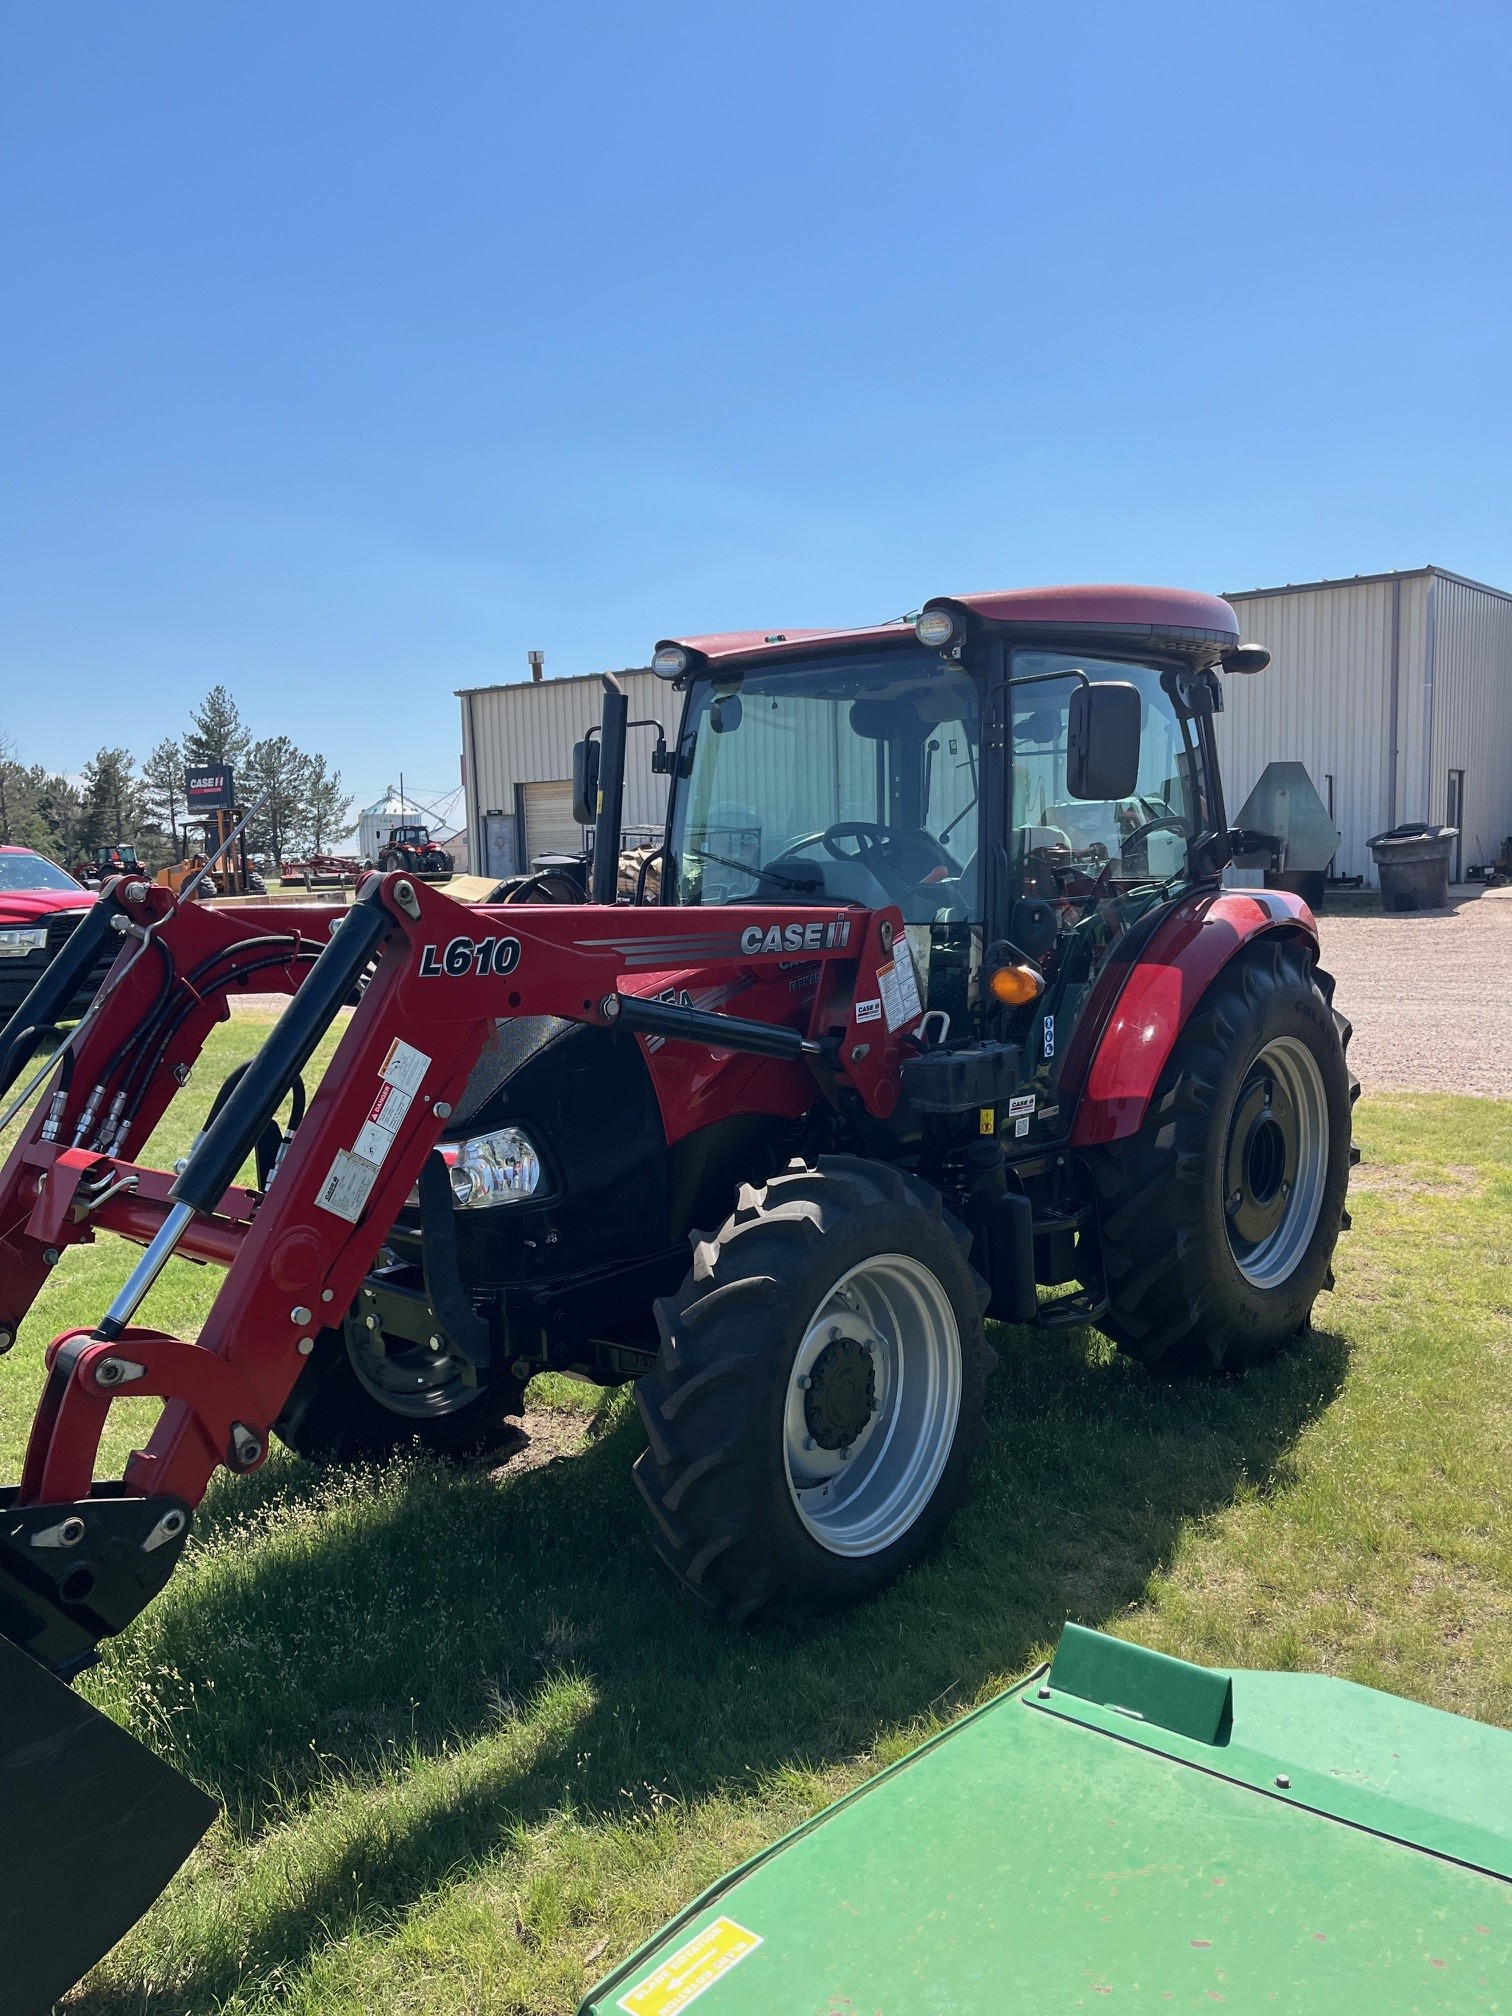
[583,1624,1511,2016]
[0,1636,217,2013]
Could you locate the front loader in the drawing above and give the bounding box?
[0,584,1358,2004]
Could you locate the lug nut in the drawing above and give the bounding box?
[0,1325,14,1356]
[802,1435,816,1451]
[796,1372,811,1390]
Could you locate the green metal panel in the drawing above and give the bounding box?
[584,1631,1511,2016]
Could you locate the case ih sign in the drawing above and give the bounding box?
[185,765,236,812]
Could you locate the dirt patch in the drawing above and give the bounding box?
[493,1408,592,1478]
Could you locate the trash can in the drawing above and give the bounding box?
[1367,824,1458,912]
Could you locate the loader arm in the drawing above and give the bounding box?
[0,871,899,1674]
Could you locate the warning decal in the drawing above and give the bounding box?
[353,1079,413,1167]
[617,1916,763,2016]
[380,1038,430,1097]
[876,937,922,1032]
[315,1149,380,1224]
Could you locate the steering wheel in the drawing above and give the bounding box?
[772,821,957,898]
[1119,815,1188,853]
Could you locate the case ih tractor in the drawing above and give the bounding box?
[373,820,454,880]
[0,584,1355,2005]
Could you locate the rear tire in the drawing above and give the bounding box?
[1088,938,1356,1375]
[632,1157,992,1623]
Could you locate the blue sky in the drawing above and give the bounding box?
[2,0,1508,818]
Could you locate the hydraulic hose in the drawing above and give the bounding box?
[107,934,325,1146]
[171,893,391,1215]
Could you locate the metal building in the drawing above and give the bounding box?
[1219,567,1512,884]
[459,668,677,881]
[460,566,1512,891]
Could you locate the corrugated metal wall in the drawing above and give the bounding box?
[1217,578,1412,881]
[460,668,682,869]
[1221,570,1510,882]
[1423,574,1512,866]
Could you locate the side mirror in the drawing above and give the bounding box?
[572,738,600,828]
[1066,682,1142,801]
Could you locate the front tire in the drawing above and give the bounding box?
[633,1157,992,1622]
[275,1314,526,1465]
[1088,937,1356,1375]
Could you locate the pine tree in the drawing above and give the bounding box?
[183,686,252,774]
[306,756,356,854]
[244,735,314,869]
[141,737,187,859]
[78,748,144,858]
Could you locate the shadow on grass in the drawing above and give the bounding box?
[76,1318,1349,2013]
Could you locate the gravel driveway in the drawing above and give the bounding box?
[1316,888,1512,1100]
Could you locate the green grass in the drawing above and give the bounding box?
[2,1028,1508,2013]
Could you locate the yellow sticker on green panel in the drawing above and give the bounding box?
[617,1916,763,2016]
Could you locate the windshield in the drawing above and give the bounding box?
[670,648,981,925]
[0,851,83,895]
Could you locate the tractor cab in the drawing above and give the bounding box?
[649,590,1235,1125]
[388,823,432,849]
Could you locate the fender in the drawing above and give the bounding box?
[1069,887,1318,1147]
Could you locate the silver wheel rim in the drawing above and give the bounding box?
[784,1253,962,1558]
[1223,1035,1330,1289]
[344,1311,483,1419]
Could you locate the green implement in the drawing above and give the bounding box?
[583,1625,1511,2015]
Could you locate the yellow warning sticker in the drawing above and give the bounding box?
[617,1916,763,2016]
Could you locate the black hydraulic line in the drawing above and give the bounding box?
[112,939,325,1138]
[611,991,828,1063]
[0,894,122,1098]
[171,892,392,1214]
[591,677,630,904]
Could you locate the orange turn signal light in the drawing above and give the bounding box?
[988,962,1045,1007]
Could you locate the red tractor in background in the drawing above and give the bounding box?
[371,820,454,880]
[0,584,1356,2007]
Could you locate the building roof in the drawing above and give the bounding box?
[1225,565,1512,605]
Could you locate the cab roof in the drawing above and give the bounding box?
[660,583,1239,674]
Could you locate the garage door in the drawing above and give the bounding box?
[521,780,585,864]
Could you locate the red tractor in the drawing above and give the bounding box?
[0,585,1356,2005]
[373,820,454,880]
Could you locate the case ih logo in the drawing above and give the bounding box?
[740,919,851,956]
[185,765,236,812]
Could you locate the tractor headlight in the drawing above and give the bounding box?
[442,1126,543,1208]
[0,926,48,958]
[652,644,689,679]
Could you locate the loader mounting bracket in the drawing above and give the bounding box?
[0,1484,194,1675]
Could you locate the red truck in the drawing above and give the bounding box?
[0,847,112,1021]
